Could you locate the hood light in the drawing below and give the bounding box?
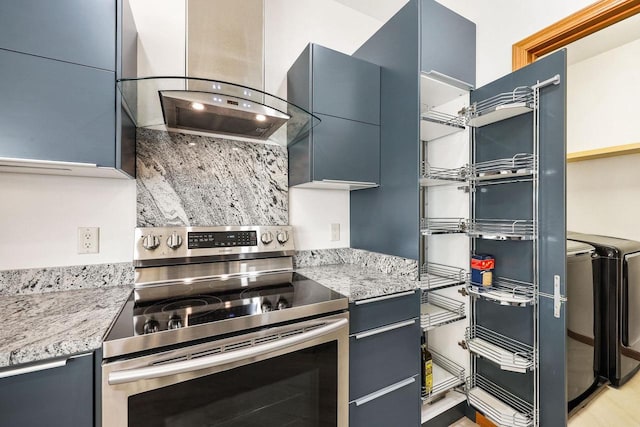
[191,102,205,111]
[255,114,267,122]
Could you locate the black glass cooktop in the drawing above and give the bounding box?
[105,272,347,347]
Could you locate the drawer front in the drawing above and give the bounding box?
[349,375,421,427]
[0,354,94,427]
[350,290,419,334]
[0,49,116,167]
[0,0,116,71]
[350,318,420,399]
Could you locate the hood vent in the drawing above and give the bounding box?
[118,77,318,145]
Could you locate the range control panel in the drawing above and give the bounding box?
[187,231,258,249]
[134,226,294,261]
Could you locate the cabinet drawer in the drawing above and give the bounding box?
[350,290,419,334]
[349,375,421,427]
[0,354,94,427]
[0,49,116,167]
[312,114,380,185]
[350,318,420,399]
[0,0,116,71]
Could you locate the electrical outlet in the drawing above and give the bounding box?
[78,227,100,254]
[330,223,340,241]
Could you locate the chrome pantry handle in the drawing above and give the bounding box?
[353,377,416,406]
[354,290,416,305]
[108,318,348,385]
[354,319,416,340]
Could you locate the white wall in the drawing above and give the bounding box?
[0,174,136,270]
[567,38,640,153]
[436,0,593,85]
[566,38,640,242]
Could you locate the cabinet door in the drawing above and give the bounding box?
[469,50,566,426]
[0,49,116,167]
[0,354,94,427]
[420,0,475,88]
[312,114,380,184]
[0,0,116,71]
[312,44,380,125]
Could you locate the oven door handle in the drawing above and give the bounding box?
[108,318,348,385]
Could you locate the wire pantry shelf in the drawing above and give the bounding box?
[420,161,468,186]
[420,262,467,290]
[470,154,536,182]
[466,276,535,306]
[420,218,467,235]
[421,109,466,141]
[420,292,466,330]
[468,374,533,427]
[467,219,536,241]
[464,87,534,128]
[465,325,533,373]
[421,349,465,403]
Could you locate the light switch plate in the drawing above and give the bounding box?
[330,223,340,241]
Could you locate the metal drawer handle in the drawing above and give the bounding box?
[353,377,416,407]
[108,318,348,385]
[0,157,98,170]
[354,319,416,340]
[0,359,67,379]
[321,179,378,186]
[354,290,416,305]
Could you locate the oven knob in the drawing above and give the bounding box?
[277,231,289,244]
[167,233,183,250]
[261,300,273,312]
[167,316,183,330]
[143,319,160,334]
[142,234,160,250]
[261,232,273,244]
[276,298,289,310]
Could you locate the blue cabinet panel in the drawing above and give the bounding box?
[0,0,116,71]
[420,0,476,87]
[312,114,380,184]
[0,354,94,427]
[0,49,116,167]
[349,375,421,427]
[312,44,380,125]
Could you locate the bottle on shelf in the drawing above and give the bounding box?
[421,335,433,394]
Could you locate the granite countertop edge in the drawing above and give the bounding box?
[296,263,420,302]
[0,285,132,369]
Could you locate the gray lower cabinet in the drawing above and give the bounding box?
[349,291,421,427]
[287,43,381,189]
[0,49,116,167]
[0,353,94,427]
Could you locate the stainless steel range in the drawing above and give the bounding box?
[101,226,349,427]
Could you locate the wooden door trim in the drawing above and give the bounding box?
[512,0,640,70]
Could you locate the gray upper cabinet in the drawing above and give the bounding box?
[287,43,381,189]
[0,0,137,178]
[0,0,116,71]
[420,0,476,87]
[0,49,116,167]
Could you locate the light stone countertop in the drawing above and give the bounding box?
[296,263,420,302]
[0,286,132,368]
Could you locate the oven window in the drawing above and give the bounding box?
[128,342,338,427]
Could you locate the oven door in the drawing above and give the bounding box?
[102,313,348,427]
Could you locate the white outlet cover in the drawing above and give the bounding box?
[331,223,340,241]
[78,227,100,254]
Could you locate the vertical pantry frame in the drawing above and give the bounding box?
[419,72,473,424]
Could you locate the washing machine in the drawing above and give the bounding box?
[568,232,640,387]
[566,240,601,410]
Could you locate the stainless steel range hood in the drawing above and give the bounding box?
[118,77,318,145]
